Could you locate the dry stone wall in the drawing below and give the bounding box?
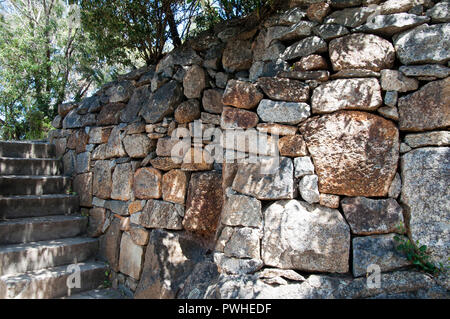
[49,0,450,298]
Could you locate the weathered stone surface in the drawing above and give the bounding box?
[282,36,327,60]
[300,111,399,197]
[105,200,129,216]
[92,126,127,160]
[129,227,150,246]
[183,65,207,99]
[330,69,380,79]
[174,100,201,124]
[58,102,77,117]
[121,85,151,123]
[294,156,315,178]
[405,131,450,149]
[178,260,220,298]
[388,173,402,199]
[111,163,133,201]
[384,91,398,107]
[150,157,182,171]
[214,253,263,275]
[222,190,262,228]
[93,160,114,200]
[380,69,419,92]
[162,169,188,205]
[265,7,307,26]
[140,199,184,230]
[378,106,399,121]
[140,80,183,124]
[293,54,328,71]
[220,107,259,130]
[355,13,430,35]
[119,232,144,280]
[401,147,450,265]
[324,6,376,27]
[257,77,309,103]
[380,0,428,15]
[222,40,253,73]
[156,138,189,158]
[257,99,311,125]
[75,152,90,174]
[329,34,395,72]
[312,24,349,40]
[394,23,450,65]
[156,47,202,73]
[73,173,93,207]
[99,218,122,272]
[135,229,207,299]
[63,110,96,129]
[87,207,106,237]
[201,112,221,126]
[353,234,411,277]
[89,127,112,144]
[232,157,294,200]
[311,78,382,114]
[299,174,320,204]
[218,226,262,260]
[97,103,126,126]
[256,123,298,136]
[307,1,331,22]
[341,197,404,235]
[331,0,362,8]
[319,194,340,209]
[67,129,89,154]
[262,200,350,273]
[426,1,450,23]
[277,70,329,82]
[399,64,450,79]
[51,115,62,129]
[202,89,224,114]
[266,21,317,45]
[278,135,308,157]
[257,268,306,284]
[123,134,153,158]
[63,150,76,176]
[133,167,162,200]
[183,171,223,237]
[398,78,450,131]
[222,80,263,110]
[103,81,134,104]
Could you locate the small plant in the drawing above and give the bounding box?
[393,223,447,275]
[65,186,77,196]
[102,269,112,288]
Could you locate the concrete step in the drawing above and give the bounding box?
[0,158,61,176]
[0,215,87,245]
[0,141,55,159]
[0,194,79,219]
[0,261,107,299]
[62,288,127,299]
[0,175,72,195]
[0,237,99,276]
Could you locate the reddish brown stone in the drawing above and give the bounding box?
[99,218,122,272]
[67,129,89,153]
[150,157,182,171]
[183,171,224,238]
[89,127,113,144]
[278,135,308,157]
[88,207,106,237]
[58,102,77,117]
[258,77,310,102]
[398,77,450,132]
[307,2,331,23]
[133,167,162,200]
[97,103,126,126]
[222,40,253,73]
[293,54,328,71]
[174,100,201,124]
[181,148,214,171]
[129,201,144,214]
[93,160,114,200]
[162,170,189,205]
[256,123,298,136]
[300,111,399,197]
[222,80,263,110]
[111,163,133,201]
[183,65,207,99]
[221,106,259,129]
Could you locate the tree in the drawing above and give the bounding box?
[0,0,114,140]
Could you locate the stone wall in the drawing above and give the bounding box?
[49,0,449,298]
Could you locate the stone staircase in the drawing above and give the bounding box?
[0,141,109,299]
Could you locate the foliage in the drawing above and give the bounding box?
[0,0,116,140]
[393,223,447,275]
